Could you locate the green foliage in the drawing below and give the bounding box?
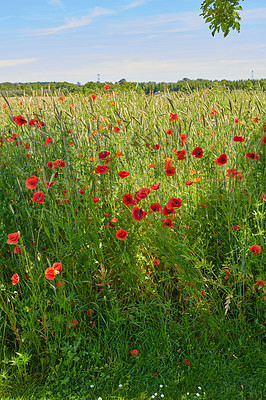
[200,0,244,37]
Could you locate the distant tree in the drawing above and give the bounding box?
[118,78,127,84]
[200,0,244,37]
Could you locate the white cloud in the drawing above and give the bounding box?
[0,58,40,68]
[26,7,113,36]
[124,1,144,10]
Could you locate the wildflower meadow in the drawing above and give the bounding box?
[0,85,265,400]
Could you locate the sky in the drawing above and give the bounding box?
[1,0,266,83]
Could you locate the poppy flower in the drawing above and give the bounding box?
[45,267,57,280]
[129,349,139,357]
[192,147,203,158]
[176,150,186,160]
[150,183,160,190]
[210,109,217,115]
[53,159,65,167]
[184,359,191,367]
[47,161,53,169]
[46,137,52,146]
[185,180,193,185]
[162,205,175,216]
[116,229,128,240]
[153,259,160,265]
[152,144,160,150]
[14,246,21,254]
[257,280,264,286]
[90,94,96,101]
[246,152,260,160]
[252,117,260,123]
[29,119,41,127]
[87,309,94,316]
[149,203,162,213]
[167,197,182,208]
[233,136,245,142]
[71,320,79,328]
[214,153,228,166]
[166,129,172,135]
[53,262,62,272]
[162,218,174,228]
[114,126,120,133]
[95,166,110,174]
[45,181,55,188]
[26,176,39,189]
[260,134,266,144]
[31,191,44,203]
[131,207,147,221]
[11,273,20,285]
[234,118,239,123]
[123,193,136,206]
[166,166,176,176]
[12,115,27,126]
[93,197,100,203]
[169,113,178,122]
[118,171,130,179]
[98,151,110,160]
[226,168,237,177]
[7,232,20,245]
[180,133,187,146]
[104,84,111,89]
[261,193,266,201]
[249,245,261,254]
[134,188,151,201]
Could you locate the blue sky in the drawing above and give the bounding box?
[1,0,266,83]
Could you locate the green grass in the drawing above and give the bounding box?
[0,86,265,399]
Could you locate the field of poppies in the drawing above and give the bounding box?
[0,85,265,400]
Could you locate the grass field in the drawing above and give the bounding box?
[0,85,265,399]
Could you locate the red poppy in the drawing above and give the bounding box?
[25,143,29,149]
[246,152,260,160]
[45,267,57,280]
[166,129,172,135]
[131,207,147,221]
[93,197,100,203]
[249,245,261,254]
[12,115,27,126]
[53,262,62,272]
[14,246,21,254]
[11,273,20,285]
[87,309,94,316]
[118,171,130,179]
[114,126,120,133]
[214,153,228,166]
[104,84,111,89]
[162,218,174,228]
[47,161,53,169]
[166,166,176,176]
[153,259,160,265]
[150,183,160,190]
[252,117,260,123]
[31,191,44,203]
[46,137,52,146]
[192,147,203,158]
[149,203,162,213]
[95,166,110,174]
[26,176,39,190]
[90,94,96,101]
[226,168,237,177]
[59,96,65,101]
[185,180,193,185]
[29,118,41,127]
[210,109,217,115]
[169,113,178,122]
[7,232,20,245]
[71,320,79,328]
[261,193,266,201]
[234,118,239,123]
[184,359,191,367]
[123,193,136,205]
[53,159,65,167]
[176,150,186,160]
[257,280,264,286]
[98,151,110,160]
[162,205,175,216]
[233,136,245,142]
[167,197,182,208]
[45,181,55,188]
[129,349,139,357]
[116,229,128,240]
[152,144,160,150]
[134,188,151,201]
[262,134,266,144]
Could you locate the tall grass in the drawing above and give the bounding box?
[0,86,265,399]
